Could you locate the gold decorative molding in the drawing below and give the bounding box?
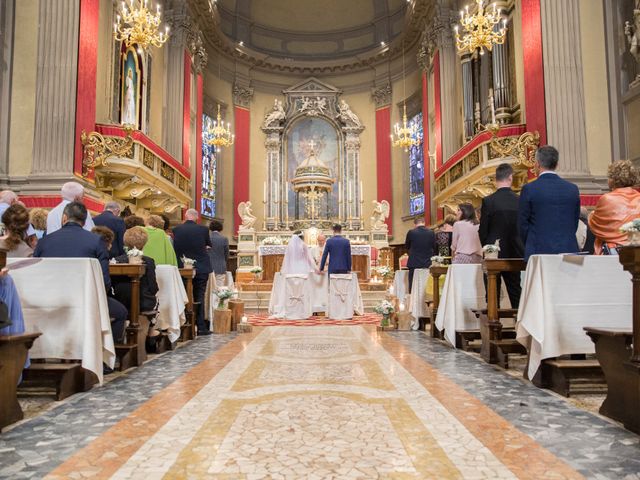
[81,125,134,177]
[488,126,540,168]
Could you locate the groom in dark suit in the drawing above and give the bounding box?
[518,146,580,261]
[320,224,351,275]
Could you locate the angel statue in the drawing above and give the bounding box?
[237,201,257,230]
[625,4,640,84]
[263,99,286,128]
[337,99,362,128]
[370,200,390,231]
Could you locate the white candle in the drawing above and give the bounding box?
[389,285,395,295]
[489,88,496,125]
[241,315,248,324]
[263,182,267,203]
[399,302,405,311]
[360,181,363,202]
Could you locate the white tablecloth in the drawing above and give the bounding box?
[393,269,430,330]
[155,265,188,342]
[435,264,511,347]
[516,255,632,379]
[8,258,114,384]
[269,272,364,318]
[207,271,235,320]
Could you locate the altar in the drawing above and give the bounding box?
[258,243,372,281]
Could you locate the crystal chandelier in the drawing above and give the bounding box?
[207,105,235,148]
[113,0,169,52]
[454,0,507,55]
[392,46,419,152]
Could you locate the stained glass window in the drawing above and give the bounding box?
[201,113,217,218]
[408,112,425,216]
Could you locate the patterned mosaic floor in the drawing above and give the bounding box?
[247,313,381,326]
[1,327,639,479]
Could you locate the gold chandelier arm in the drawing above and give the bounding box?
[81,127,134,177]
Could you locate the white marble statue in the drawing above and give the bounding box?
[122,68,136,125]
[263,99,286,128]
[370,200,390,231]
[237,201,257,230]
[315,97,327,115]
[337,100,361,128]
[625,4,640,83]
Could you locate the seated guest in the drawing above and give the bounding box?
[92,226,115,254]
[589,160,640,254]
[580,207,595,254]
[46,182,95,234]
[34,202,128,342]
[29,207,48,239]
[435,214,456,259]
[124,215,145,230]
[0,271,31,373]
[144,215,178,266]
[451,203,482,264]
[93,201,126,258]
[113,227,159,313]
[0,204,34,257]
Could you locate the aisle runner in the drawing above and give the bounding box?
[248,312,381,326]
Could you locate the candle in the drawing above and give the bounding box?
[399,302,405,312]
[489,88,496,125]
[241,315,247,324]
[360,181,363,202]
[263,182,267,203]
[389,285,395,295]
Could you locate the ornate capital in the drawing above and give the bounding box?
[371,84,392,108]
[233,83,254,108]
[417,6,457,70]
[187,28,208,74]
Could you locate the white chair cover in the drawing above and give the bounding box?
[284,274,312,320]
[328,274,355,320]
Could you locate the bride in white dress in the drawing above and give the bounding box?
[280,233,318,275]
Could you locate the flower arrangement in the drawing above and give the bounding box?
[431,255,445,265]
[181,256,196,268]
[216,288,237,309]
[374,300,396,327]
[620,219,640,233]
[262,236,283,245]
[482,244,500,253]
[125,247,144,264]
[250,266,263,274]
[375,265,393,279]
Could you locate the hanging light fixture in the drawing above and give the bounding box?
[113,0,169,52]
[391,45,419,153]
[454,0,507,55]
[207,105,235,148]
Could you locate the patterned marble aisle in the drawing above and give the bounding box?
[1,327,639,479]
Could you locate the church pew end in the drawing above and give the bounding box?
[490,339,527,369]
[0,333,41,431]
[455,329,481,351]
[532,358,606,397]
[21,361,96,401]
[115,344,138,371]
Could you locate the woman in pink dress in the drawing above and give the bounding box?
[451,203,482,264]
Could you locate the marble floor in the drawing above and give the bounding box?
[1,327,639,479]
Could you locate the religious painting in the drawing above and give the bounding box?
[408,112,425,216]
[285,117,340,219]
[120,46,141,128]
[201,113,217,218]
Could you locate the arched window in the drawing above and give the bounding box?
[408,112,424,216]
[201,113,217,218]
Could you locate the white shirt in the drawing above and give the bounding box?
[46,200,95,234]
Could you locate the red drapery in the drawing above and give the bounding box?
[375,106,392,234]
[233,107,250,233]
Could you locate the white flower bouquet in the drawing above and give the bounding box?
[374,300,396,316]
[250,266,263,274]
[181,256,196,269]
[430,255,445,265]
[216,287,237,309]
[375,265,393,279]
[620,219,640,233]
[262,236,283,245]
[482,241,501,258]
[125,247,144,264]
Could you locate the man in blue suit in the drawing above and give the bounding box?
[93,201,126,258]
[518,146,580,261]
[34,201,128,343]
[172,209,213,335]
[320,224,351,275]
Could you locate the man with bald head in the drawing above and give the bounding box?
[173,208,213,335]
[93,201,126,257]
[0,190,18,217]
[47,182,95,234]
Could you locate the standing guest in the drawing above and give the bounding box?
[518,146,580,260]
[208,220,229,287]
[46,182,95,234]
[0,204,34,257]
[124,215,145,230]
[29,208,48,239]
[451,203,482,264]
[160,214,174,245]
[143,215,178,266]
[93,201,126,258]
[113,227,159,313]
[404,217,436,293]
[92,226,115,254]
[320,224,352,275]
[0,190,18,217]
[580,207,596,254]
[34,202,128,342]
[173,209,213,335]
[435,214,456,259]
[479,163,524,307]
[589,160,640,254]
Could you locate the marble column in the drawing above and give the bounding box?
[0,0,14,176]
[540,0,589,175]
[31,0,80,176]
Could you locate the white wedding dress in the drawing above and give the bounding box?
[281,235,317,274]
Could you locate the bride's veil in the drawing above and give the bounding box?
[281,234,315,274]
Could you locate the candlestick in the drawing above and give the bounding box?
[389,285,395,295]
[489,88,496,125]
[241,315,247,324]
[399,302,405,312]
[263,181,267,203]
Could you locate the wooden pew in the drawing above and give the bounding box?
[0,332,41,431]
[429,265,448,338]
[179,268,195,341]
[480,258,527,367]
[585,246,640,433]
[109,264,146,370]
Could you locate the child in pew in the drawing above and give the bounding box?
[111,227,160,351]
